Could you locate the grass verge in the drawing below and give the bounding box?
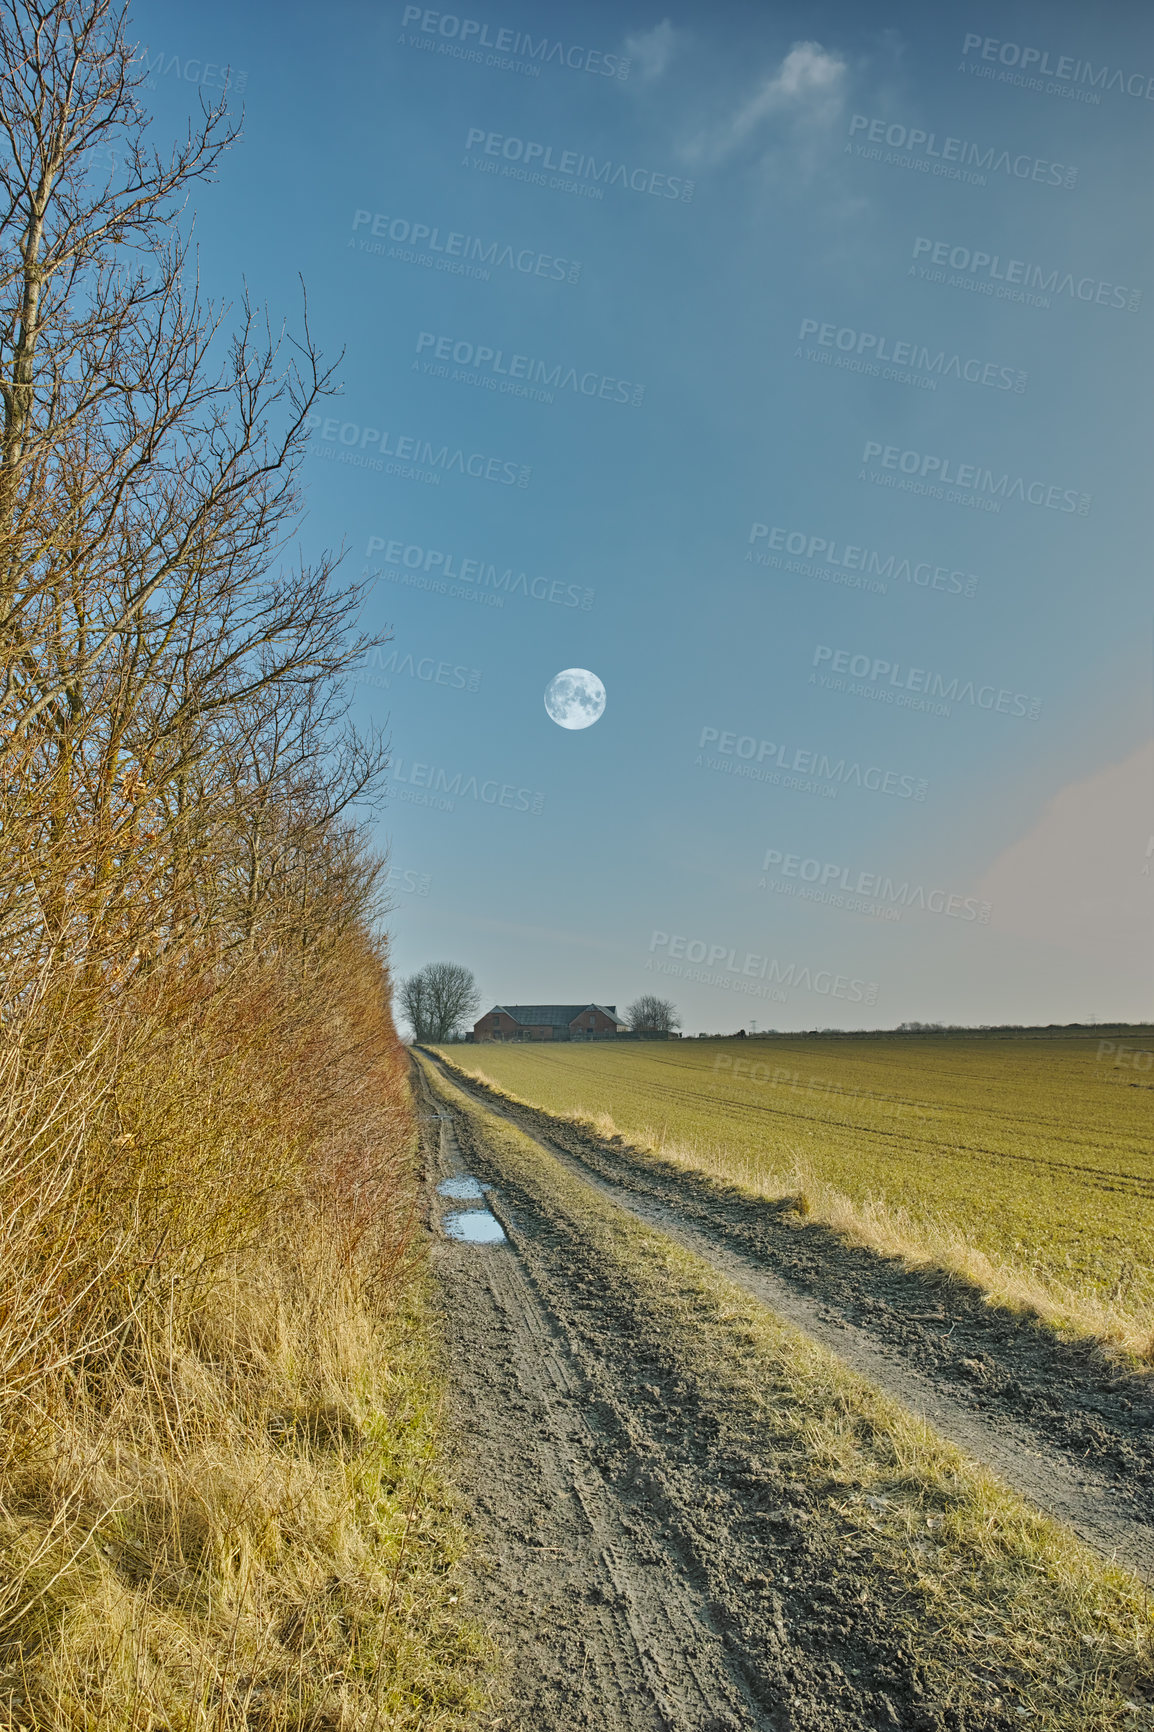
[0,950,489,1730]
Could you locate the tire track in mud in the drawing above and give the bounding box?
[462,1252,750,1729]
[423,1053,1154,1586]
[422,1079,768,1730]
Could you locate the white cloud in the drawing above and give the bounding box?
[687,40,847,165]
[623,19,679,84]
[976,740,1154,973]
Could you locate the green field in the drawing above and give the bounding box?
[434,1032,1154,1355]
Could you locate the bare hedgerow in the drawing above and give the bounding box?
[0,0,389,995]
[0,3,484,1725]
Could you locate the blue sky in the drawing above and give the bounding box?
[132,0,1154,1029]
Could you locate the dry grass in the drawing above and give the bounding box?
[646,1140,1154,1361]
[0,942,487,1731]
[601,1120,1154,1360]
[0,6,482,1709]
[781,1160,1154,1362]
[426,1057,1154,1731]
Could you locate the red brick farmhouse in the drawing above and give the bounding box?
[473,1004,626,1042]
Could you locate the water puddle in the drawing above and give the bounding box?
[437,1176,486,1201]
[443,1208,507,1244]
[438,1172,505,1243]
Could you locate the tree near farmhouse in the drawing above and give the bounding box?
[626,994,681,1033]
[401,961,480,1041]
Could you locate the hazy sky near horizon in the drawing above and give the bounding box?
[131,0,1154,1030]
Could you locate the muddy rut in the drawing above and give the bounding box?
[428,1131,762,1728]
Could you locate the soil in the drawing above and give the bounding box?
[418,1057,1153,1731]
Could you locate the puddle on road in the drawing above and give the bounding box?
[437,1176,487,1201]
[443,1208,507,1244]
[437,1172,505,1243]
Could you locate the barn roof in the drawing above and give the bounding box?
[486,1004,621,1026]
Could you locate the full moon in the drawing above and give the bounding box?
[544,668,606,730]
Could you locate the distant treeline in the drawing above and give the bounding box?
[691,1023,1154,1039]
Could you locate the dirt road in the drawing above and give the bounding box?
[417,1055,1154,1730]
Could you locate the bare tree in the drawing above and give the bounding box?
[400,962,479,1042]
[0,0,387,995]
[626,994,680,1033]
[398,970,431,1044]
[425,961,480,1039]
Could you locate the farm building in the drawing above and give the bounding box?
[473,1004,626,1042]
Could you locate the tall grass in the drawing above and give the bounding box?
[0,938,485,1729]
